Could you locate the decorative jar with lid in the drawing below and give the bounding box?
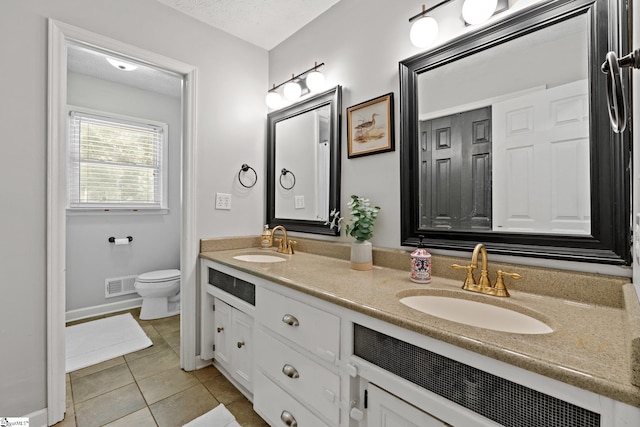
[410,235,431,283]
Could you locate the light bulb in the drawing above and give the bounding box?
[283,81,302,101]
[462,0,498,25]
[410,16,439,48]
[306,70,326,92]
[266,91,282,109]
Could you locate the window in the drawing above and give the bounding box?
[68,109,168,211]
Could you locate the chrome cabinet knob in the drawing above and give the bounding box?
[280,410,297,427]
[282,364,300,379]
[282,314,299,327]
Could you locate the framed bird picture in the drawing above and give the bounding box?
[347,93,394,158]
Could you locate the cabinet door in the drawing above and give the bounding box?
[368,383,449,427]
[214,298,232,371]
[232,309,253,391]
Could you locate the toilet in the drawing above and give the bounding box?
[134,269,181,320]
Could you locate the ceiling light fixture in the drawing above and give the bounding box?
[106,57,138,71]
[409,0,508,49]
[266,62,326,108]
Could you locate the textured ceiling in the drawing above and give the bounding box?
[154,0,341,50]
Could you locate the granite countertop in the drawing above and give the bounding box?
[200,237,640,408]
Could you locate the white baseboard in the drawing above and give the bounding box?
[24,408,48,427]
[194,355,212,371]
[65,298,143,322]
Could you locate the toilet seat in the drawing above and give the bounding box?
[136,269,180,283]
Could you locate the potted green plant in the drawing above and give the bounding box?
[328,195,381,270]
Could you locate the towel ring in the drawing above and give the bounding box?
[279,168,296,190]
[601,49,640,133]
[238,163,257,188]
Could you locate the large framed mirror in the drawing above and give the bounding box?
[400,0,630,264]
[267,86,342,235]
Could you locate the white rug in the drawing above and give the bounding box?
[183,403,241,427]
[65,313,152,373]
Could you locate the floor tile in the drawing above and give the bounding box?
[103,407,158,427]
[137,368,200,405]
[72,363,134,403]
[192,365,223,383]
[124,340,171,362]
[202,374,244,405]
[149,384,219,427]
[150,315,180,336]
[163,330,180,353]
[65,375,75,417]
[227,399,270,427]
[74,383,146,427]
[127,348,180,380]
[69,356,126,381]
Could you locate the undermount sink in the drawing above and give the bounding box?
[232,253,287,263]
[399,295,553,335]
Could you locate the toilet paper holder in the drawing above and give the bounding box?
[108,236,133,243]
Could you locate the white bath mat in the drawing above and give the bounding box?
[65,313,152,373]
[183,403,241,427]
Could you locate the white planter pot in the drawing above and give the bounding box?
[351,240,372,271]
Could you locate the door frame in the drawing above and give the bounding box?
[47,20,198,425]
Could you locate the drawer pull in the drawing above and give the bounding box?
[237,341,245,348]
[280,410,298,427]
[282,314,299,327]
[217,327,224,333]
[282,364,300,379]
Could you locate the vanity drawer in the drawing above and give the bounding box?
[256,287,340,363]
[256,329,340,424]
[254,371,330,427]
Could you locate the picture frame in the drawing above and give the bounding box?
[347,93,394,158]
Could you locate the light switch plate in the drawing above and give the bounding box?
[215,193,231,210]
[295,195,305,209]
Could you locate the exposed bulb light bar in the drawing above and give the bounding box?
[266,62,326,108]
[409,0,508,49]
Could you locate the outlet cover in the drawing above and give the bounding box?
[215,193,231,210]
[295,195,305,209]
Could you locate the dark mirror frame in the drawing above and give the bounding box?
[266,86,342,235]
[399,0,631,264]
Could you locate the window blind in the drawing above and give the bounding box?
[68,110,166,209]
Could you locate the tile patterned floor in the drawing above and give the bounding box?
[56,309,268,427]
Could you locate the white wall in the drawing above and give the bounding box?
[66,72,181,312]
[0,0,266,417]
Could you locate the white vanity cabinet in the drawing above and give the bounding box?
[367,383,450,427]
[254,286,342,427]
[200,260,256,396]
[213,298,253,392]
[199,257,640,427]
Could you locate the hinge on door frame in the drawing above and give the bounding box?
[212,344,215,351]
[212,303,215,311]
[364,389,368,409]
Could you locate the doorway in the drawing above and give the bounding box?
[47,20,198,426]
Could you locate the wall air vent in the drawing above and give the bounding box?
[105,275,137,298]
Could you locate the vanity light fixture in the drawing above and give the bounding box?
[265,62,326,108]
[409,3,444,48]
[462,0,499,25]
[409,0,508,49]
[106,57,137,71]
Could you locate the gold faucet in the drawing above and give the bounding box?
[451,243,521,297]
[271,225,296,254]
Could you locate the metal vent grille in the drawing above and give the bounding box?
[353,324,600,427]
[105,275,137,298]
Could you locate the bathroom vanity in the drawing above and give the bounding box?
[200,238,640,426]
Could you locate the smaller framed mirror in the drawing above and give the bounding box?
[266,86,342,235]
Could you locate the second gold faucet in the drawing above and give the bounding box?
[451,243,521,297]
